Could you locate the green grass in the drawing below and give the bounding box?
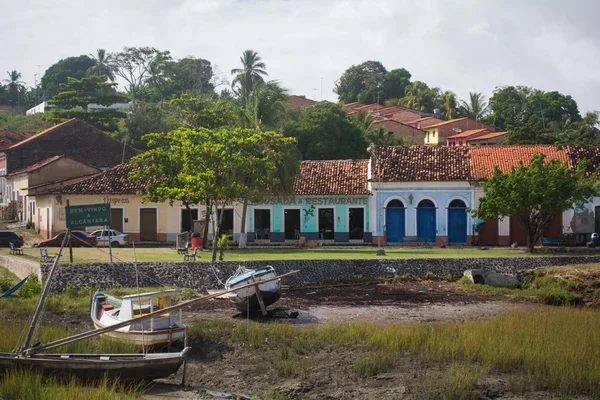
[0,369,143,400]
[190,307,600,396]
[2,246,578,263]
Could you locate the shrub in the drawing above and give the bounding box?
[424,271,439,281]
[20,275,42,298]
[0,277,13,293]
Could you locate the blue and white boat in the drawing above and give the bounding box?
[224,266,281,314]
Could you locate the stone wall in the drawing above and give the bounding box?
[41,256,600,292]
[0,254,41,280]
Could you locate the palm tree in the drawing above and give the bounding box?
[3,71,25,106]
[87,49,115,81]
[239,80,288,131]
[441,91,458,119]
[459,92,489,121]
[231,50,268,105]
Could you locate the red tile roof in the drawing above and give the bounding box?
[37,163,150,195]
[564,145,600,175]
[425,117,469,129]
[7,155,63,176]
[295,159,369,195]
[369,146,471,182]
[470,145,568,179]
[286,95,318,109]
[447,129,490,139]
[467,131,509,141]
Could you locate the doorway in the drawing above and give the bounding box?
[385,199,405,242]
[111,208,124,232]
[217,209,234,236]
[254,209,271,239]
[318,208,334,240]
[447,199,467,243]
[348,207,365,240]
[180,208,198,233]
[417,199,436,244]
[284,209,301,240]
[139,208,157,241]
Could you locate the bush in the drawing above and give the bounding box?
[424,271,439,281]
[20,275,42,298]
[0,277,13,293]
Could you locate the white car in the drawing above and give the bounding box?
[89,229,129,247]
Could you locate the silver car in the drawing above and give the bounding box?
[89,229,129,247]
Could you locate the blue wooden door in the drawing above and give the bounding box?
[385,208,405,242]
[417,208,436,243]
[448,208,467,243]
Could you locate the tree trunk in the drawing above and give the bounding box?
[238,198,249,249]
[202,200,211,249]
[184,202,193,233]
[211,201,225,263]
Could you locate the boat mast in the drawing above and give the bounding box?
[22,229,70,352]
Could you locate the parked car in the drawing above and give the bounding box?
[89,229,129,247]
[38,231,97,247]
[0,231,24,248]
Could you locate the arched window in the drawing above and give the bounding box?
[417,199,435,208]
[449,199,466,208]
[387,199,405,208]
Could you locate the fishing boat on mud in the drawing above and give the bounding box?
[91,290,186,348]
[0,229,190,381]
[225,266,281,314]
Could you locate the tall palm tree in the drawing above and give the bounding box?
[231,50,268,105]
[87,49,115,81]
[240,80,287,131]
[441,90,457,119]
[459,92,489,121]
[3,71,25,106]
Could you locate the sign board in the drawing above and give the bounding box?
[66,204,111,228]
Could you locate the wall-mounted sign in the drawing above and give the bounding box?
[108,198,130,205]
[66,203,111,228]
[262,197,368,206]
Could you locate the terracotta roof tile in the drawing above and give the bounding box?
[294,159,369,195]
[564,145,600,175]
[447,129,490,139]
[38,163,151,195]
[467,131,509,141]
[370,146,471,182]
[7,155,64,176]
[470,145,568,179]
[425,117,469,129]
[286,95,318,110]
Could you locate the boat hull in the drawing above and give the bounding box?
[230,289,281,314]
[0,348,190,381]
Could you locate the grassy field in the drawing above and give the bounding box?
[0,246,573,263]
[191,307,600,397]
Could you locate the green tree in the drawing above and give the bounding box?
[115,102,177,149]
[3,71,25,106]
[488,86,582,144]
[334,61,387,103]
[283,102,369,160]
[459,92,489,121]
[111,47,171,101]
[399,81,440,112]
[44,75,128,132]
[475,153,599,252]
[87,49,115,81]
[231,50,268,105]
[167,57,215,97]
[41,55,95,99]
[238,80,288,131]
[0,112,51,132]
[170,95,237,129]
[441,90,458,119]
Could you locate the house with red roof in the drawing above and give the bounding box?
[423,118,495,145]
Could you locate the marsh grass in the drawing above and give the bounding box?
[191,307,600,396]
[425,363,487,400]
[0,369,144,400]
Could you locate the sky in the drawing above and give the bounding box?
[1,0,599,113]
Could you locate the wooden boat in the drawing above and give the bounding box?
[91,290,186,348]
[0,229,191,382]
[225,266,281,314]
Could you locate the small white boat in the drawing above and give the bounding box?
[225,266,281,314]
[91,290,186,348]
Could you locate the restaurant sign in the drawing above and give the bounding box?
[66,204,111,228]
[262,196,368,205]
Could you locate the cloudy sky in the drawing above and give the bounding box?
[2,0,599,113]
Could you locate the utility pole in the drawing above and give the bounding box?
[320,77,323,101]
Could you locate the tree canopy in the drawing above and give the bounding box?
[44,75,129,132]
[231,50,268,105]
[41,55,95,99]
[475,153,600,252]
[283,102,368,160]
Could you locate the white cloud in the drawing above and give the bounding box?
[0,0,598,113]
